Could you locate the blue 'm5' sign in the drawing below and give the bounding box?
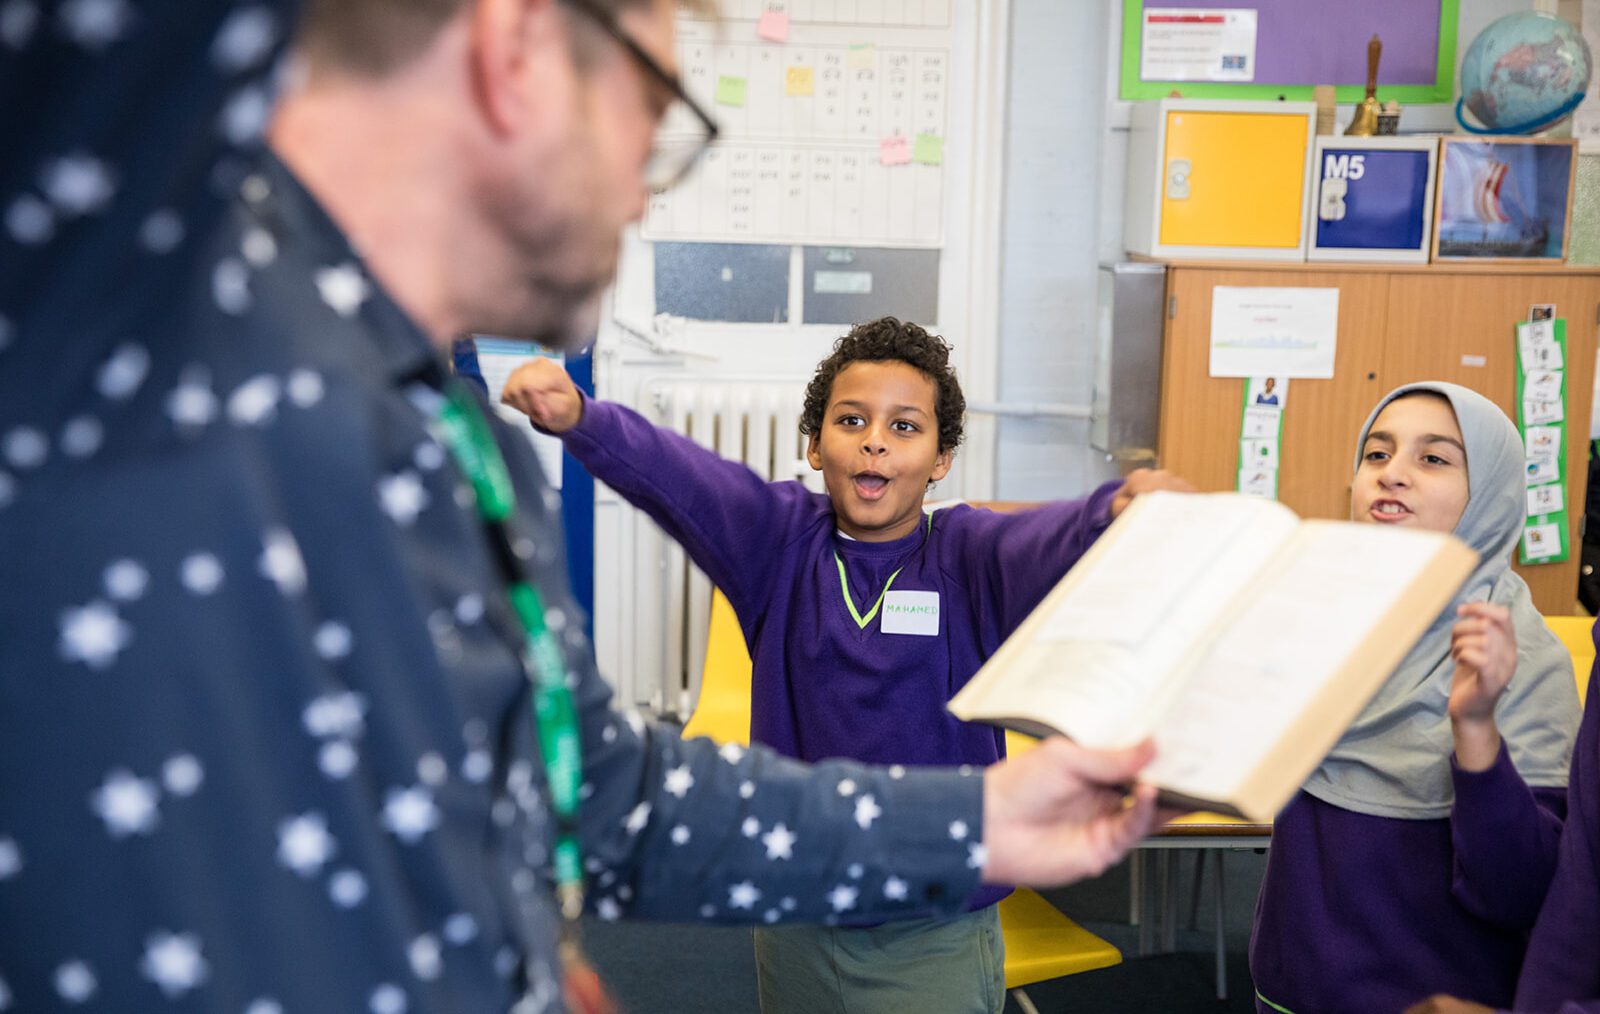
[1314,147,1432,252]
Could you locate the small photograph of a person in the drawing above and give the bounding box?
[1256,376,1282,406]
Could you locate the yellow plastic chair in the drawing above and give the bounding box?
[1543,615,1594,707]
[682,593,1122,1008]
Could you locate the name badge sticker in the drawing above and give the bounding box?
[880,591,940,636]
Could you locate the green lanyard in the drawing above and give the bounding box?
[436,380,585,922]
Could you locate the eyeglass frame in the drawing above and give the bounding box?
[559,0,720,189]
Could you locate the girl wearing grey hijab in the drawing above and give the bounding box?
[1250,382,1581,1014]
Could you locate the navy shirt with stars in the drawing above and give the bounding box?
[0,3,985,1010]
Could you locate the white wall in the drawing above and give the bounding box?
[992,0,1538,500]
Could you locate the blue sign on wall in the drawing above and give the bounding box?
[1314,147,1433,251]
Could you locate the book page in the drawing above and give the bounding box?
[1146,522,1448,801]
[950,493,1299,748]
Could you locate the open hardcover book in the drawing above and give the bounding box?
[948,492,1478,822]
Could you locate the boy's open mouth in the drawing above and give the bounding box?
[852,472,890,501]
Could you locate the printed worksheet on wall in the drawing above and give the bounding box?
[643,2,953,247]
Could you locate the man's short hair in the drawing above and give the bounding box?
[296,0,711,78]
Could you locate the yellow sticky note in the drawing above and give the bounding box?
[785,66,815,97]
[913,132,943,165]
[848,43,877,70]
[716,75,748,107]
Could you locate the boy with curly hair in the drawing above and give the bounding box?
[502,317,1182,1013]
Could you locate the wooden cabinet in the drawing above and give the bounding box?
[1153,260,1600,613]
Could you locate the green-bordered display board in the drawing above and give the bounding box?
[1119,0,1458,104]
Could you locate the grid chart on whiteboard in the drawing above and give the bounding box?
[696,0,952,28]
[644,38,950,247]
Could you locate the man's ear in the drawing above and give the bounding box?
[806,432,823,472]
[468,0,567,137]
[930,447,953,483]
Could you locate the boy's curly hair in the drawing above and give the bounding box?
[799,317,966,455]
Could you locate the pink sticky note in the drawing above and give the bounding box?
[757,9,790,43]
[879,135,912,166]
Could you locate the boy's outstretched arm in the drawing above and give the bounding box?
[502,358,819,619]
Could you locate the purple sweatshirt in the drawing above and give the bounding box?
[563,397,1119,909]
[1512,652,1600,1014]
[1250,746,1567,1014]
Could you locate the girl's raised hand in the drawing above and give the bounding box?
[1447,602,1516,723]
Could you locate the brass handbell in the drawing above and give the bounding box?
[1346,34,1382,136]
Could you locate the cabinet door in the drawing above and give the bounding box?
[1158,267,1392,521]
[1384,275,1600,612]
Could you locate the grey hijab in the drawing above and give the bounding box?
[1301,381,1580,819]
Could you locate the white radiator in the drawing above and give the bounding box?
[603,377,822,718]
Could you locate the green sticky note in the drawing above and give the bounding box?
[913,133,943,166]
[716,75,748,107]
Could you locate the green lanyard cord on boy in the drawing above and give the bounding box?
[436,381,586,925]
[833,511,934,630]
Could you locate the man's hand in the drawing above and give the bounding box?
[500,357,583,434]
[1448,602,1516,772]
[1402,995,1494,1014]
[980,738,1169,887]
[1109,469,1195,519]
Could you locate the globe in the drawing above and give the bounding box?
[1457,11,1593,135]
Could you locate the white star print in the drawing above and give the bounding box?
[454,593,484,625]
[228,374,281,426]
[383,786,441,843]
[1,1,40,49]
[3,426,47,469]
[40,153,115,216]
[883,876,908,901]
[5,194,52,244]
[320,741,358,780]
[286,369,324,408]
[139,207,184,253]
[408,934,442,981]
[718,742,745,764]
[0,973,11,1010]
[277,813,336,876]
[761,823,797,860]
[96,342,150,400]
[739,780,755,799]
[461,749,492,783]
[741,816,760,838]
[313,621,353,661]
[329,868,368,908]
[596,896,622,921]
[413,440,445,471]
[91,769,160,836]
[220,84,271,144]
[0,836,22,879]
[259,528,306,596]
[781,896,797,911]
[162,754,204,796]
[728,881,760,909]
[417,753,448,786]
[59,600,132,669]
[59,415,103,458]
[238,226,277,268]
[378,471,430,526]
[140,931,208,997]
[698,903,716,919]
[444,913,478,945]
[166,373,219,430]
[836,778,857,796]
[602,723,618,744]
[180,552,224,595]
[369,983,407,1014]
[959,765,976,777]
[967,842,988,870]
[847,863,863,880]
[58,0,130,49]
[244,1000,284,1014]
[764,909,780,923]
[623,801,651,835]
[827,884,859,913]
[210,4,278,70]
[853,794,881,830]
[670,824,691,846]
[54,960,96,1004]
[212,256,252,315]
[317,263,371,318]
[103,558,148,601]
[948,820,968,841]
[663,764,694,798]
[888,765,906,779]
